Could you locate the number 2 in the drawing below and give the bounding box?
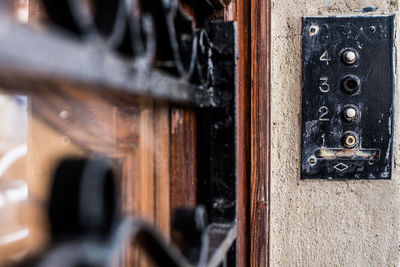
[319,106,329,121]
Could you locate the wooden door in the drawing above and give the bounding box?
[0,0,273,266]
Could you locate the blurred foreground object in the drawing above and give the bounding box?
[11,159,236,267]
[0,0,238,265]
[14,0,28,23]
[0,180,29,264]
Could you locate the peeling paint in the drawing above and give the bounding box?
[305,120,318,137]
[316,148,380,160]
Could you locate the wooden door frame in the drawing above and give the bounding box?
[249,0,271,265]
[230,0,272,266]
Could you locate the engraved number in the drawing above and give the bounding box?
[319,50,330,65]
[321,133,326,147]
[319,106,330,121]
[319,77,329,93]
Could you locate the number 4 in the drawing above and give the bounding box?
[319,50,330,65]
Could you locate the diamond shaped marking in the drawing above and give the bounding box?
[334,163,349,172]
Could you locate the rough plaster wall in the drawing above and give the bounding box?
[271,1,400,266]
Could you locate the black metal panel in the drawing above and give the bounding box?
[197,21,237,221]
[301,15,395,180]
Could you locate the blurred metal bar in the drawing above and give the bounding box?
[205,223,237,267]
[0,15,214,107]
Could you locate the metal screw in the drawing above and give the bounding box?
[62,135,70,144]
[343,107,358,122]
[343,50,357,65]
[309,25,319,36]
[308,156,317,166]
[59,110,69,120]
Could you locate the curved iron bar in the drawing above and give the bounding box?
[110,218,236,267]
[111,218,193,267]
[0,0,237,107]
[40,0,128,48]
[11,152,236,267]
[15,219,236,267]
[0,13,214,107]
[40,0,209,87]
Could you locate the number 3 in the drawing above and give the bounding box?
[319,77,329,93]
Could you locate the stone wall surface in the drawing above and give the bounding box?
[271,0,400,266]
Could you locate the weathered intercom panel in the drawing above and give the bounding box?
[301,15,395,180]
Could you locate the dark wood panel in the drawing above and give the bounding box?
[250,0,271,265]
[169,5,198,246]
[170,108,197,222]
[155,103,171,240]
[230,0,252,266]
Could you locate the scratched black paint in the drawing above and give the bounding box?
[301,15,395,180]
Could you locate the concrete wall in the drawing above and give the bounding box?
[271,1,400,266]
